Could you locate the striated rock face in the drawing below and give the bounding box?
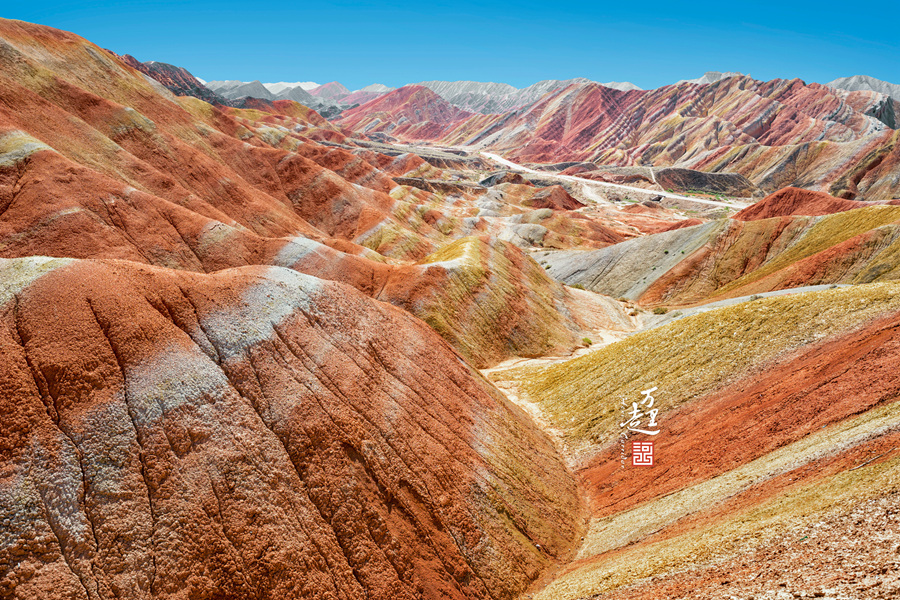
[0,257,580,599]
[377,236,631,368]
[114,54,227,106]
[491,282,900,600]
[654,167,759,197]
[4,15,900,600]
[827,74,900,102]
[336,86,475,139]
[411,78,640,115]
[343,76,900,199]
[340,90,383,106]
[537,199,900,305]
[0,19,617,599]
[308,81,351,102]
[732,187,869,221]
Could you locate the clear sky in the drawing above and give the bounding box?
[6,1,899,91]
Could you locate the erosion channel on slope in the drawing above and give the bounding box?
[480,281,900,600]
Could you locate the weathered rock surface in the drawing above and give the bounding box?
[733,186,869,221]
[0,257,580,599]
[536,199,900,305]
[336,86,475,140]
[520,186,584,211]
[343,76,900,199]
[479,171,531,187]
[377,236,632,368]
[654,167,759,197]
[490,283,900,600]
[8,16,899,600]
[114,54,227,106]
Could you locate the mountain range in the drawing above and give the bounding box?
[335,77,900,200]
[160,66,900,200]
[2,16,900,600]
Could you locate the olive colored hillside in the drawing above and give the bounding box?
[380,236,633,368]
[495,281,900,444]
[538,204,900,307]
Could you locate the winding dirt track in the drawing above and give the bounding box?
[480,152,749,209]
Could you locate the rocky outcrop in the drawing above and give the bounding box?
[733,187,868,221]
[522,186,584,211]
[115,54,227,106]
[0,257,580,599]
[655,167,759,197]
[479,171,531,187]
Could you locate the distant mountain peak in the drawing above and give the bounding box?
[359,83,395,93]
[309,81,352,100]
[677,71,746,85]
[826,75,900,101]
[601,81,642,91]
[263,81,320,94]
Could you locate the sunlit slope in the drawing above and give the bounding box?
[502,282,900,444]
[380,236,633,368]
[540,200,900,306]
[0,256,582,600]
[491,282,900,599]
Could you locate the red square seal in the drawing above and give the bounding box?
[632,441,654,466]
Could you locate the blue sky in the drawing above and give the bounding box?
[7,1,899,90]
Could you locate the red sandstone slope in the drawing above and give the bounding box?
[341,89,387,106]
[309,80,351,101]
[489,283,900,599]
[3,16,900,600]
[733,187,869,221]
[538,198,900,308]
[0,16,639,370]
[0,257,579,599]
[337,86,476,139]
[0,18,456,262]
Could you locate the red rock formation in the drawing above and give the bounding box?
[659,217,705,231]
[733,187,868,221]
[0,257,580,599]
[113,53,227,106]
[337,86,475,140]
[521,185,585,211]
[579,309,900,519]
[308,81,351,101]
[341,89,387,106]
[291,143,398,194]
[340,76,900,198]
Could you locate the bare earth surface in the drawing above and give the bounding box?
[2,17,900,600]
